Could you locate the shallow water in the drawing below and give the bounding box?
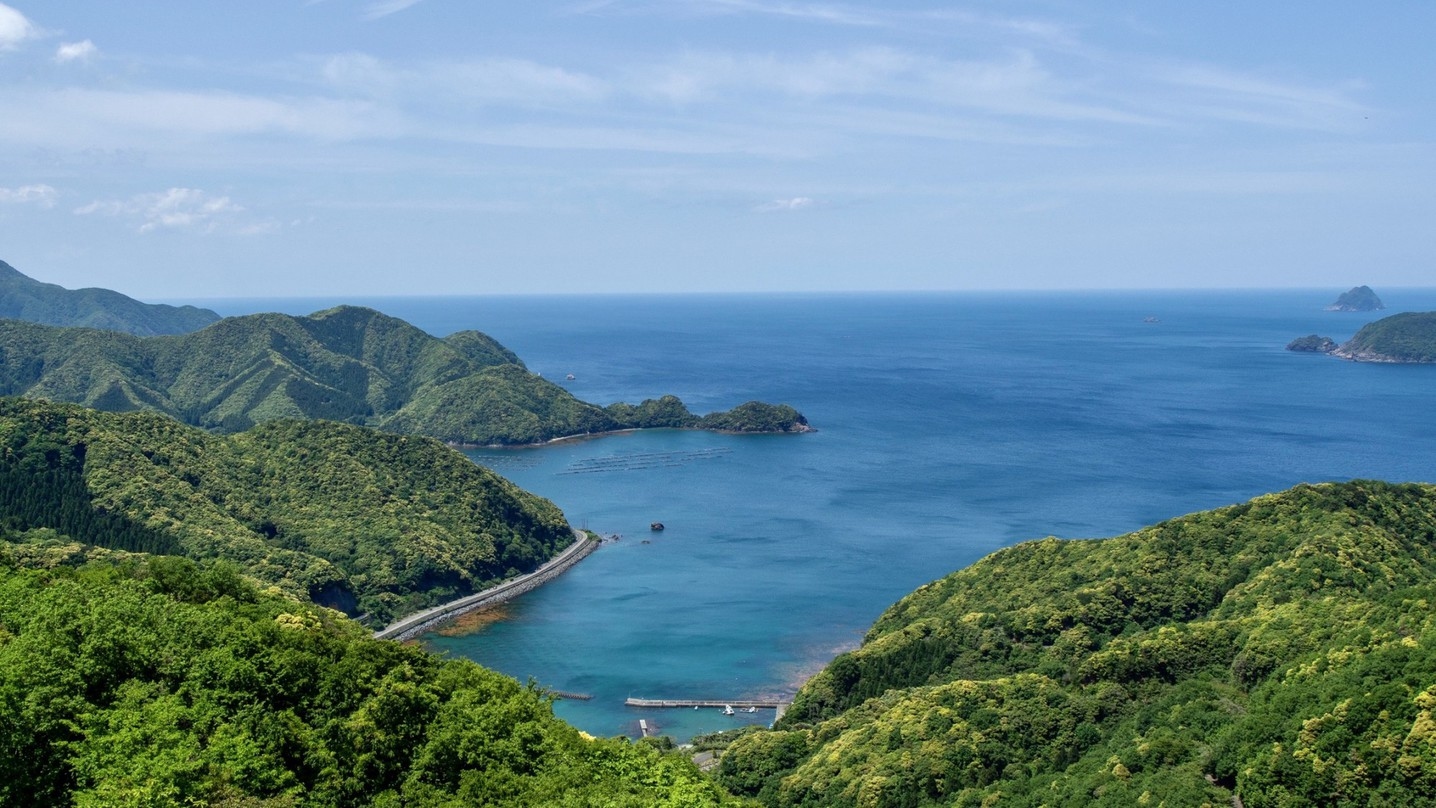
[211,290,1436,741]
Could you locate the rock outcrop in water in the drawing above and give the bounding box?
[1286,334,1338,353]
[1325,285,1385,312]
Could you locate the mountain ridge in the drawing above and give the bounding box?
[0,259,220,335]
[0,305,809,444]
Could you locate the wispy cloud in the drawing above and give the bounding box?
[74,188,273,234]
[55,39,98,64]
[0,184,58,207]
[0,87,405,147]
[363,0,424,21]
[0,2,36,50]
[755,196,814,212]
[320,53,610,106]
[683,0,881,26]
[1155,65,1369,131]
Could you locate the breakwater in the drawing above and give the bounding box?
[373,529,599,642]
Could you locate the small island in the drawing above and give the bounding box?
[1325,285,1385,312]
[1285,334,1338,354]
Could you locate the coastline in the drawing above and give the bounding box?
[372,528,599,642]
[447,423,814,450]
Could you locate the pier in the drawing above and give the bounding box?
[626,697,791,729]
[625,698,786,709]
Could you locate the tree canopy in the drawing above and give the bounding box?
[0,553,745,806]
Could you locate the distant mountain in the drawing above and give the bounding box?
[719,480,1436,807]
[1331,310,1436,362]
[0,305,809,444]
[0,259,219,335]
[1325,285,1385,312]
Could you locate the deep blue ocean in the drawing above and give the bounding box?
[208,290,1436,742]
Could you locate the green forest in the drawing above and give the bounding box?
[0,305,809,445]
[719,480,1436,807]
[0,553,745,806]
[0,397,575,624]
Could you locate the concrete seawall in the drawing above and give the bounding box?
[373,529,598,642]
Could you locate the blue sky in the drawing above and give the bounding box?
[1,1,1433,298]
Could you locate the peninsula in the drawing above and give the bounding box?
[1330,310,1436,362]
[0,304,809,445]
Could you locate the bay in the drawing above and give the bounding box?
[208,290,1436,741]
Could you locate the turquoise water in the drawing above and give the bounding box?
[211,290,1436,741]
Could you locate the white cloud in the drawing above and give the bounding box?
[0,3,35,50]
[74,188,269,234]
[0,184,58,208]
[55,39,98,64]
[755,196,813,212]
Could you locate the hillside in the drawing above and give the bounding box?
[719,480,1436,807]
[0,305,809,444]
[0,259,219,335]
[0,554,744,806]
[0,397,575,624]
[1332,311,1436,363]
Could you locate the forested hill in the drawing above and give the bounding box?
[719,480,1436,807]
[0,259,219,335]
[0,554,743,806]
[0,304,809,444]
[1333,311,1436,363]
[0,397,574,624]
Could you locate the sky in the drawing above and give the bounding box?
[0,1,1434,299]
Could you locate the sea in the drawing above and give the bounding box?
[204,289,1436,742]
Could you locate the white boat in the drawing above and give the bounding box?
[722,704,734,715]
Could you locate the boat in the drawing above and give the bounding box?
[723,705,734,716]
[650,522,665,531]
[746,706,757,713]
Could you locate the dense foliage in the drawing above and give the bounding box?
[720,481,1436,806]
[0,305,808,444]
[0,554,744,806]
[0,397,573,624]
[1335,311,1436,363]
[1326,285,1385,312]
[0,259,218,335]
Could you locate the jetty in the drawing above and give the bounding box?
[373,529,598,641]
